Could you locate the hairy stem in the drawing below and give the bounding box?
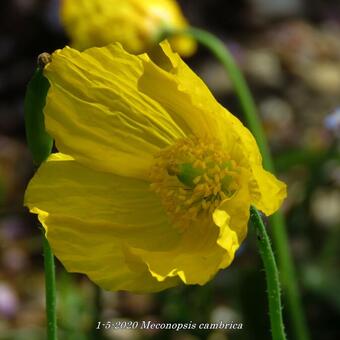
[250,207,286,340]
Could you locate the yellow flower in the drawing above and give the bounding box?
[24,41,286,292]
[60,0,196,57]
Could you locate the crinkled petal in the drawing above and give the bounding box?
[24,153,181,292]
[212,210,240,268]
[138,41,263,164]
[43,44,185,179]
[213,173,251,247]
[130,217,238,285]
[138,42,227,140]
[251,166,287,216]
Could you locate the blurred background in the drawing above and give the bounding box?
[1,0,340,339]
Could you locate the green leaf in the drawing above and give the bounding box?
[24,67,53,165]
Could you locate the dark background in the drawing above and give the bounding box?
[1,0,340,339]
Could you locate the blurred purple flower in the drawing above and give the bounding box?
[324,108,340,137]
[0,216,26,240]
[0,283,19,318]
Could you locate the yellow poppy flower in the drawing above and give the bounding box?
[60,0,196,57]
[24,41,286,292]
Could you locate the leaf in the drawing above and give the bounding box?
[24,67,53,165]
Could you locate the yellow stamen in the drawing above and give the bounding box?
[149,137,240,229]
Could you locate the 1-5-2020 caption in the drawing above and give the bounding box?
[96,320,243,331]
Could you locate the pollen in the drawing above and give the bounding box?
[149,137,240,229]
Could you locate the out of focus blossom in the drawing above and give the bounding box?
[324,108,340,137]
[60,0,196,57]
[0,283,19,318]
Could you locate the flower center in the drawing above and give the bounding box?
[149,137,240,229]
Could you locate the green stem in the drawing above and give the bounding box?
[43,235,57,340]
[250,207,286,340]
[161,27,309,340]
[270,212,309,340]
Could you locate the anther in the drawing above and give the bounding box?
[149,137,240,229]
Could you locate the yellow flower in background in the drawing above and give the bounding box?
[60,0,196,57]
[24,41,286,292]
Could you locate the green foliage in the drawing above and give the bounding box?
[58,273,93,340]
[24,67,53,165]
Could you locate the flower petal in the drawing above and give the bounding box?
[138,41,263,162]
[251,166,287,216]
[24,153,181,292]
[129,218,236,285]
[214,174,251,246]
[43,44,185,179]
[139,42,287,215]
[138,42,227,140]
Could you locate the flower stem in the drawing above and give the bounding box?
[43,235,57,340]
[250,207,286,340]
[161,27,309,340]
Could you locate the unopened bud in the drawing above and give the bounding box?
[37,53,52,69]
